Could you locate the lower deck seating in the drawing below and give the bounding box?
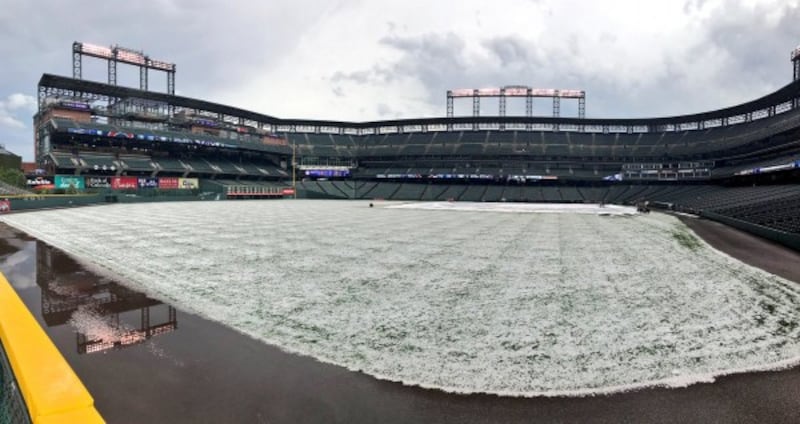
[714,194,800,234]
[648,184,800,234]
[119,155,155,171]
[153,157,188,172]
[79,154,118,170]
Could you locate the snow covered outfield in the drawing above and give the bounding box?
[3,200,800,396]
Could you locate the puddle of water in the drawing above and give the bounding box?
[0,224,178,356]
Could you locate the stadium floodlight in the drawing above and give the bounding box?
[503,87,529,96]
[149,60,175,72]
[530,88,557,97]
[449,88,476,97]
[447,86,586,118]
[80,43,113,59]
[115,48,146,66]
[558,89,585,98]
[476,88,502,96]
[72,41,177,94]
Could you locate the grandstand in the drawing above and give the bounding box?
[22,42,800,248]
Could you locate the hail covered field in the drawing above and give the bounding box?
[3,200,800,396]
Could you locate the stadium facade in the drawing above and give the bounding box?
[29,42,800,244]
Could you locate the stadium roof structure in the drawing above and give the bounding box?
[38,73,800,133]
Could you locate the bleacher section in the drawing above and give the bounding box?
[152,157,188,173]
[648,184,800,235]
[211,159,245,175]
[79,154,117,170]
[181,158,216,174]
[714,194,800,234]
[46,104,800,189]
[286,108,800,169]
[119,155,154,172]
[47,116,292,156]
[649,185,800,213]
[713,153,800,177]
[49,152,80,169]
[253,162,288,177]
[35,75,800,253]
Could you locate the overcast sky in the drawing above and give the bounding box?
[1,0,799,161]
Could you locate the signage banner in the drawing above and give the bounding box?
[178,178,199,189]
[137,177,159,189]
[85,176,111,188]
[158,177,179,189]
[26,177,53,187]
[304,169,350,178]
[54,175,85,190]
[111,176,138,190]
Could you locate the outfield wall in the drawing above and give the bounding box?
[1,190,213,213]
[0,273,104,423]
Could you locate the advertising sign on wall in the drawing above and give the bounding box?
[0,200,10,213]
[158,177,179,189]
[26,176,53,188]
[111,176,138,190]
[137,177,159,189]
[304,169,350,178]
[85,177,111,188]
[54,175,85,190]
[178,178,199,189]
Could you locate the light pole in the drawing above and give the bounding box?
[291,141,297,199]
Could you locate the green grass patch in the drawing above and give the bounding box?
[671,229,703,251]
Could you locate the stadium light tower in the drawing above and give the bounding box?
[793,44,800,82]
[446,86,586,119]
[72,42,176,94]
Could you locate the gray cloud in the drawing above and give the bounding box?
[0,0,338,99]
[327,32,471,107]
[0,0,337,159]
[701,1,800,86]
[331,70,374,84]
[353,2,800,120]
[376,103,395,117]
[377,32,471,103]
[483,36,537,67]
[2,0,800,160]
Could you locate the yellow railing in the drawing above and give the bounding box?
[0,273,104,423]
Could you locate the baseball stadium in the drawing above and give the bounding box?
[0,40,799,423]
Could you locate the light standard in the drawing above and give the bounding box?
[291,141,297,199]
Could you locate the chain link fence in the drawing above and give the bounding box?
[0,339,31,424]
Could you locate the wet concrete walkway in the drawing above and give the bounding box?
[1,220,799,424]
